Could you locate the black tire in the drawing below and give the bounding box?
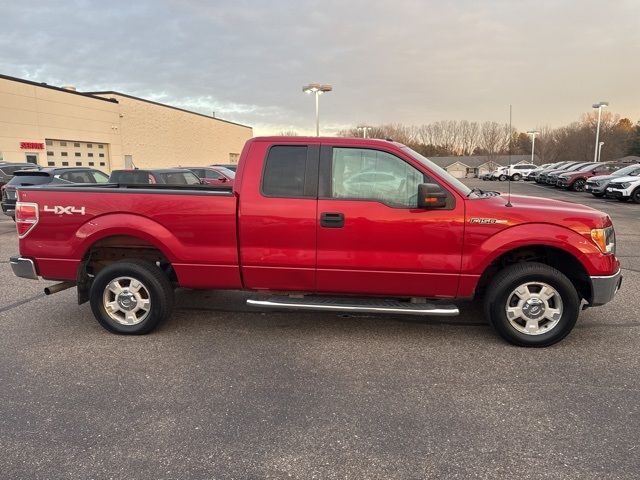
[617,197,629,203]
[572,178,586,192]
[591,192,604,198]
[511,173,521,181]
[499,174,508,181]
[632,188,640,204]
[483,262,580,347]
[89,260,174,334]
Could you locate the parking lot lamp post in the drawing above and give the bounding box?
[598,141,605,162]
[526,130,540,164]
[592,101,608,162]
[303,84,333,136]
[357,125,372,138]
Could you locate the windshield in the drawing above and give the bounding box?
[403,147,472,196]
[216,167,236,178]
[614,164,640,176]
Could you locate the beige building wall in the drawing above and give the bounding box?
[0,77,123,168]
[93,93,253,169]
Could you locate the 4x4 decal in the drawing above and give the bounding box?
[43,205,86,215]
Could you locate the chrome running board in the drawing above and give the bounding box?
[246,296,459,316]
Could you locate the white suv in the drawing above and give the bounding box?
[605,176,640,203]
[493,164,538,181]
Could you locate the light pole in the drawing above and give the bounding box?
[526,130,540,164]
[302,83,332,136]
[592,101,608,162]
[598,141,605,162]
[357,125,372,138]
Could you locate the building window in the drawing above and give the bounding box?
[47,151,54,156]
[48,161,55,166]
[61,152,68,157]
[88,153,94,157]
[62,161,69,166]
[60,141,67,146]
[76,162,82,166]
[99,153,104,158]
[99,162,105,166]
[74,142,80,147]
[75,152,81,157]
[45,139,53,146]
[229,153,240,164]
[87,144,93,148]
[89,162,95,166]
[98,144,104,149]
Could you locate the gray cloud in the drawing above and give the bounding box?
[1,0,638,135]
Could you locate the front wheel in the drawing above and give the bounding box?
[591,192,604,198]
[484,262,580,347]
[632,188,640,204]
[498,174,508,181]
[572,179,586,192]
[511,173,522,181]
[89,260,174,334]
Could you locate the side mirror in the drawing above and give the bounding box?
[220,177,228,182]
[418,183,448,209]
[200,178,207,185]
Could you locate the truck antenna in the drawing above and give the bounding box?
[505,104,513,207]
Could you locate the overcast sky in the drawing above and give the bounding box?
[1,0,639,135]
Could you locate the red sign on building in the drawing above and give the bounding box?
[20,142,45,150]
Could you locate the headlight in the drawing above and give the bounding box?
[618,182,631,189]
[591,226,616,254]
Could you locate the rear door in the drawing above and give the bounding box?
[315,145,465,298]
[238,142,320,291]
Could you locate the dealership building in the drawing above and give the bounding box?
[0,73,253,172]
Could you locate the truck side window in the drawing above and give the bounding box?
[262,146,308,197]
[331,148,428,208]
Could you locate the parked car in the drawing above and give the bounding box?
[536,161,577,184]
[524,163,560,181]
[547,162,597,185]
[9,136,621,347]
[1,167,109,219]
[0,162,40,188]
[211,164,238,173]
[585,164,640,197]
[494,163,538,181]
[109,169,204,186]
[605,176,640,203]
[182,166,235,187]
[556,162,626,192]
[479,172,493,181]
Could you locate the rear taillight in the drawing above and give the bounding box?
[15,202,39,238]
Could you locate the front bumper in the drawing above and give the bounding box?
[10,256,38,280]
[605,188,627,199]
[590,269,622,306]
[556,178,570,188]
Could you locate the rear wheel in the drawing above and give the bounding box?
[499,174,508,181]
[89,260,174,334]
[511,173,522,181]
[572,178,586,192]
[484,262,580,347]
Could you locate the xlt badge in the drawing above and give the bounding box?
[469,218,508,224]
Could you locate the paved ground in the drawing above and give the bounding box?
[0,180,639,479]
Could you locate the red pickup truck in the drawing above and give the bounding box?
[10,137,621,347]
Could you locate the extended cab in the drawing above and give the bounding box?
[9,137,622,347]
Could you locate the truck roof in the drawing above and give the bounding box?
[249,136,404,147]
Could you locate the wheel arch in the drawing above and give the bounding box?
[474,244,592,303]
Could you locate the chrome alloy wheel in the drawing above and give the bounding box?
[102,276,151,325]
[505,282,563,335]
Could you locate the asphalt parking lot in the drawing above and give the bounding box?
[1,180,639,479]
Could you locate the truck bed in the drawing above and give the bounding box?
[17,184,241,289]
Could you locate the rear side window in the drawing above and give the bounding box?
[262,146,308,197]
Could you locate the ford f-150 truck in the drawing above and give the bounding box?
[9,137,622,347]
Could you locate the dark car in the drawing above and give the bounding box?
[1,167,109,219]
[181,166,235,187]
[524,162,560,181]
[556,162,629,192]
[535,161,576,183]
[108,169,203,186]
[211,164,237,173]
[0,162,40,188]
[585,163,640,197]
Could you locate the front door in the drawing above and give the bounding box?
[316,145,465,298]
